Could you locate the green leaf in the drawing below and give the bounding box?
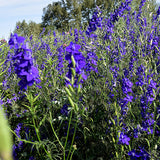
[38,115,47,129]
[0,69,7,76]
[33,94,40,103]
[0,108,13,160]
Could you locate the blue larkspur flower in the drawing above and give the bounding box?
[65,42,87,87]
[118,132,130,145]
[9,33,40,90]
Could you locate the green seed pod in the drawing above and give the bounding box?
[68,96,75,108]
[112,137,115,143]
[65,87,72,97]
[65,76,71,82]
[0,107,13,160]
[71,68,76,77]
[75,104,79,112]
[77,74,82,83]
[71,76,75,85]
[68,84,74,93]
[77,84,81,94]
[71,55,76,68]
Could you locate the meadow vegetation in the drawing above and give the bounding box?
[0,0,160,159]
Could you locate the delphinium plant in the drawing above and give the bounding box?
[82,0,160,159]
[1,0,160,159]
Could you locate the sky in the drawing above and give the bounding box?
[0,0,56,40]
[157,0,160,3]
[0,0,160,40]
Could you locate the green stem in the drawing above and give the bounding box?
[27,92,52,159]
[49,112,64,150]
[63,109,73,160]
[31,111,52,159]
[9,128,38,145]
[69,148,76,160]
[67,120,77,160]
[33,118,52,159]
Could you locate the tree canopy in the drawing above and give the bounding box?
[13,20,42,38]
[42,0,115,31]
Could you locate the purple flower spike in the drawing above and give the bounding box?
[65,42,87,87]
[9,33,40,90]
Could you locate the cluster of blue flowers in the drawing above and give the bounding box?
[56,45,65,75]
[65,42,87,87]
[104,0,132,41]
[3,0,160,159]
[9,33,39,90]
[128,147,150,160]
[101,0,160,158]
[86,10,103,36]
[74,29,79,42]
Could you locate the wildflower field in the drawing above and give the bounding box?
[1,0,160,159]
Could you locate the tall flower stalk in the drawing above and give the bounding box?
[9,33,39,90]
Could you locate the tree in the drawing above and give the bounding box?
[42,1,70,31]
[13,20,42,38]
[42,0,114,31]
[14,20,28,37]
